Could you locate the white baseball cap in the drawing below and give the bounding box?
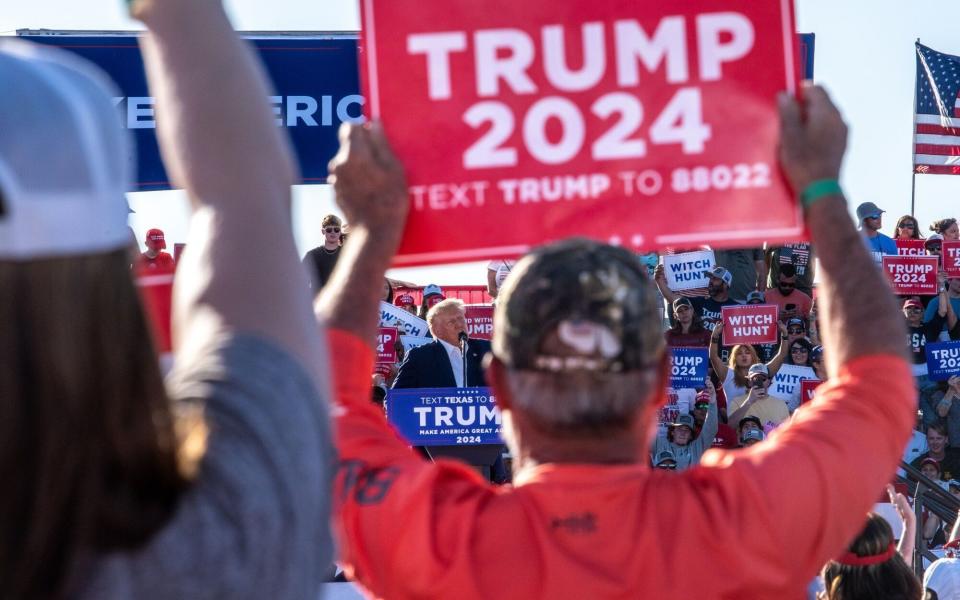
[0,39,133,260]
[924,557,960,599]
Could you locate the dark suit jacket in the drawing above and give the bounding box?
[392,339,491,389]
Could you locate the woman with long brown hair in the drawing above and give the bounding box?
[0,0,332,597]
[893,215,922,240]
[820,505,922,600]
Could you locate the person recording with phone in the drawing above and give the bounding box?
[765,264,813,323]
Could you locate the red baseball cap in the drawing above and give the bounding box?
[903,298,923,310]
[145,228,166,249]
[394,293,415,307]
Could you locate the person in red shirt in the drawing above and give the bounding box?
[318,88,915,599]
[140,228,175,272]
[764,263,813,322]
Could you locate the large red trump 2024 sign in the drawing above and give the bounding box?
[360,0,802,266]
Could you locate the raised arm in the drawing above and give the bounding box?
[765,323,789,376]
[315,123,408,341]
[654,264,679,304]
[888,486,916,565]
[779,87,907,371]
[709,323,729,378]
[134,0,322,377]
[697,87,915,589]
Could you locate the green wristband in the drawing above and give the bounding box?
[800,179,843,208]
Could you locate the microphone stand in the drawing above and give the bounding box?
[459,332,469,388]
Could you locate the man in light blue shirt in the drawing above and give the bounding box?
[857,201,897,267]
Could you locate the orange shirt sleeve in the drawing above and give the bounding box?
[328,328,493,598]
[695,353,915,593]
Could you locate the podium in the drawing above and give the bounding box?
[386,386,506,477]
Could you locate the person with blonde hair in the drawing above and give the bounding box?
[710,327,788,403]
[0,0,332,597]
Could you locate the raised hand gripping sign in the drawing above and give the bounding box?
[663,250,715,291]
[881,255,939,295]
[360,0,802,266]
[721,304,778,344]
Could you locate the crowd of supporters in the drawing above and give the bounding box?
[14,0,957,594]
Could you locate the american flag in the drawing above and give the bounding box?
[779,243,811,269]
[915,43,960,175]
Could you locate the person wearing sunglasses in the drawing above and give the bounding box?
[653,449,677,470]
[856,201,897,268]
[892,214,922,240]
[786,338,815,367]
[726,364,790,431]
[302,214,344,293]
[765,263,813,323]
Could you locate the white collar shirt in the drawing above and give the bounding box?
[438,338,466,388]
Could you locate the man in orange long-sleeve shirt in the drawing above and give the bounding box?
[315,87,914,599]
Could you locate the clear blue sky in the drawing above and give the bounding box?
[5,1,960,284]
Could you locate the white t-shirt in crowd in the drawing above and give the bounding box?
[487,260,517,290]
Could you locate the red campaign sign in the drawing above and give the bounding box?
[721,304,778,345]
[360,0,803,266]
[799,379,821,405]
[377,327,398,364]
[943,241,960,278]
[895,239,927,256]
[881,255,939,295]
[464,305,495,340]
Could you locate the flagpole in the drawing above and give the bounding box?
[912,38,920,217]
[911,172,916,216]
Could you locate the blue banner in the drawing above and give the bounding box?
[927,341,960,381]
[669,347,709,388]
[18,32,362,191]
[386,387,503,446]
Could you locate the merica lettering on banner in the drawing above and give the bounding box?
[19,34,363,191]
[109,95,365,130]
[464,305,494,340]
[896,239,927,257]
[881,255,939,296]
[377,327,398,364]
[799,379,821,406]
[769,364,817,412]
[669,347,708,388]
[386,386,503,445]
[380,301,430,338]
[359,0,804,266]
[926,340,960,381]
[721,304,778,344]
[664,250,716,292]
[943,241,960,278]
[400,335,433,354]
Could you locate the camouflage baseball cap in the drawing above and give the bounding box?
[493,238,665,373]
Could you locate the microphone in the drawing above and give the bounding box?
[458,331,469,388]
